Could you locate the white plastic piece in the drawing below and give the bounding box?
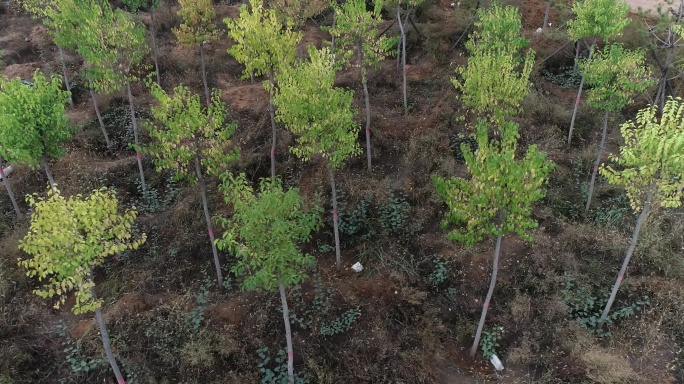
[490,354,504,371]
[351,262,363,273]
[535,27,543,33]
[0,165,13,181]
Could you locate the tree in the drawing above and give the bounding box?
[122,0,162,85]
[18,186,146,384]
[566,0,631,146]
[644,0,684,110]
[267,0,330,28]
[55,0,115,149]
[215,173,322,384]
[145,83,239,286]
[224,0,302,179]
[580,44,654,213]
[598,96,684,326]
[19,0,75,108]
[75,3,150,191]
[328,0,395,173]
[173,0,219,108]
[387,0,424,115]
[453,2,535,124]
[274,46,362,270]
[432,120,554,357]
[465,1,530,58]
[0,70,73,190]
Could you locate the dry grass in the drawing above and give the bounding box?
[581,348,639,384]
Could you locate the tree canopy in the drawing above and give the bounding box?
[18,187,146,315]
[215,174,322,291]
[0,70,73,170]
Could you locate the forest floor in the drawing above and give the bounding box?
[1,0,684,383]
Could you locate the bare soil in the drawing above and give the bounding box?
[1,0,682,383]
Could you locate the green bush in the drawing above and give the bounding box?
[257,347,309,384]
[561,274,649,337]
[378,190,411,237]
[480,325,504,360]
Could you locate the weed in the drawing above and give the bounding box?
[428,255,449,288]
[256,347,308,384]
[542,65,582,89]
[591,193,631,228]
[319,307,361,336]
[289,275,333,330]
[56,323,107,376]
[378,190,411,237]
[561,274,649,337]
[449,132,478,163]
[336,189,375,246]
[289,275,360,336]
[480,325,504,360]
[133,178,180,215]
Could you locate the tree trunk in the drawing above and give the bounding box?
[151,13,161,85]
[89,269,125,383]
[585,110,609,213]
[126,80,146,194]
[58,44,74,108]
[0,154,21,217]
[328,164,342,271]
[398,5,409,115]
[200,43,210,108]
[193,137,223,286]
[542,0,552,30]
[598,184,654,326]
[90,88,112,149]
[268,71,277,180]
[357,41,372,173]
[41,155,56,191]
[278,279,295,384]
[470,233,503,357]
[331,13,337,66]
[568,41,595,147]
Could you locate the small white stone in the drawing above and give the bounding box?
[535,27,543,33]
[351,262,363,272]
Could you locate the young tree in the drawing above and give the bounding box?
[644,0,684,110]
[54,0,115,150]
[432,120,554,358]
[465,1,530,58]
[328,0,395,173]
[122,0,162,85]
[18,186,146,384]
[224,0,302,179]
[274,46,362,270]
[75,3,150,191]
[0,70,73,190]
[566,0,630,146]
[173,0,219,107]
[453,2,535,124]
[386,0,424,115]
[268,0,330,28]
[19,0,75,108]
[145,83,239,286]
[598,97,684,326]
[580,44,654,213]
[216,173,322,384]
